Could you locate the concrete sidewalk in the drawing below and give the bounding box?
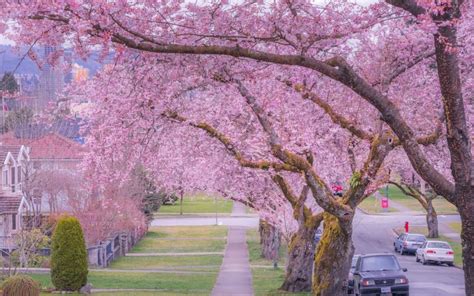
[212,202,254,296]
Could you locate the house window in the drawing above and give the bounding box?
[12,214,16,230]
[3,169,8,186]
[11,167,15,192]
[17,166,21,183]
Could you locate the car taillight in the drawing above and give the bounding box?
[447,251,454,255]
[426,250,436,254]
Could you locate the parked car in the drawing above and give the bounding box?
[415,241,455,266]
[348,254,360,295]
[352,254,409,296]
[394,233,426,255]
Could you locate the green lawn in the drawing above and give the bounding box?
[358,186,457,215]
[247,230,309,295]
[394,226,462,266]
[109,255,223,270]
[252,268,310,296]
[358,196,399,214]
[247,229,287,267]
[131,226,227,253]
[449,222,461,233]
[157,194,233,214]
[144,226,228,239]
[28,225,228,294]
[381,186,457,214]
[30,271,216,293]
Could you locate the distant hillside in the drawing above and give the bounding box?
[0,45,104,75]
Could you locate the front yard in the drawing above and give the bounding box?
[25,225,228,295]
[157,194,233,215]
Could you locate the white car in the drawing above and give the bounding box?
[415,241,454,266]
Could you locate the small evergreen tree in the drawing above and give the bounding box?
[50,216,88,291]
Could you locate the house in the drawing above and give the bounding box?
[0,133,86,249]
[0,145,30,250]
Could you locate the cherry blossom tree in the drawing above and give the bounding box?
[2,0,473,294]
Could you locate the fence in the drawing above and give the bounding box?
[87,227,147,268]
[1,226,147,268]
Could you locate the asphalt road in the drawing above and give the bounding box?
[353,210,465,296]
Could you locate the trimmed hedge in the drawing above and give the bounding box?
[2,275,40,296]
[51,216,88,291]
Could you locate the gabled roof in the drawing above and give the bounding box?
[0,145,22,164]
[27,133,86,160]
[0,132,85,160]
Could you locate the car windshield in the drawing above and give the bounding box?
[407,234,426,242]
[361,256,400,272]
[428,242,451,249]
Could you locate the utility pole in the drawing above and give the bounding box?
[215,195,218,226]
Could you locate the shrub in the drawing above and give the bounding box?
[51,216,88,291]
[2,275,40,296]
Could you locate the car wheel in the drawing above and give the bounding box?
[422,255,427,265]
[447,262,454,267]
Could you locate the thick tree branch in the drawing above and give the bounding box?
[285,81,374,141]
[233,81,353,219]
[345,133,395,207]
[162,111,298,172]
[385,0,426,17]
[272,174,313,222]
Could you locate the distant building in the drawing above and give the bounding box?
[72,63,89,82]
[37,46,64,111]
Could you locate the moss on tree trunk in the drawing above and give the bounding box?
[312,213,354,296]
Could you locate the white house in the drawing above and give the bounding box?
[0,145,30,250]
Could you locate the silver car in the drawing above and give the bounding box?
[416,241,455,266]
[394,233,426,255]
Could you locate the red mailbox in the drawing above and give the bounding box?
[381,197,389,209]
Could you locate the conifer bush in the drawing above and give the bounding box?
[51,216,88,291]
[2,275,40,296]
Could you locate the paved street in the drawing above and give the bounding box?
[353,210,465,296]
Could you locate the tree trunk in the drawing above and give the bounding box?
[459,201,474,296]
[426,199,439,238]
[312,213,354,296]
[280,220,318,292]
[259,219,281,260]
